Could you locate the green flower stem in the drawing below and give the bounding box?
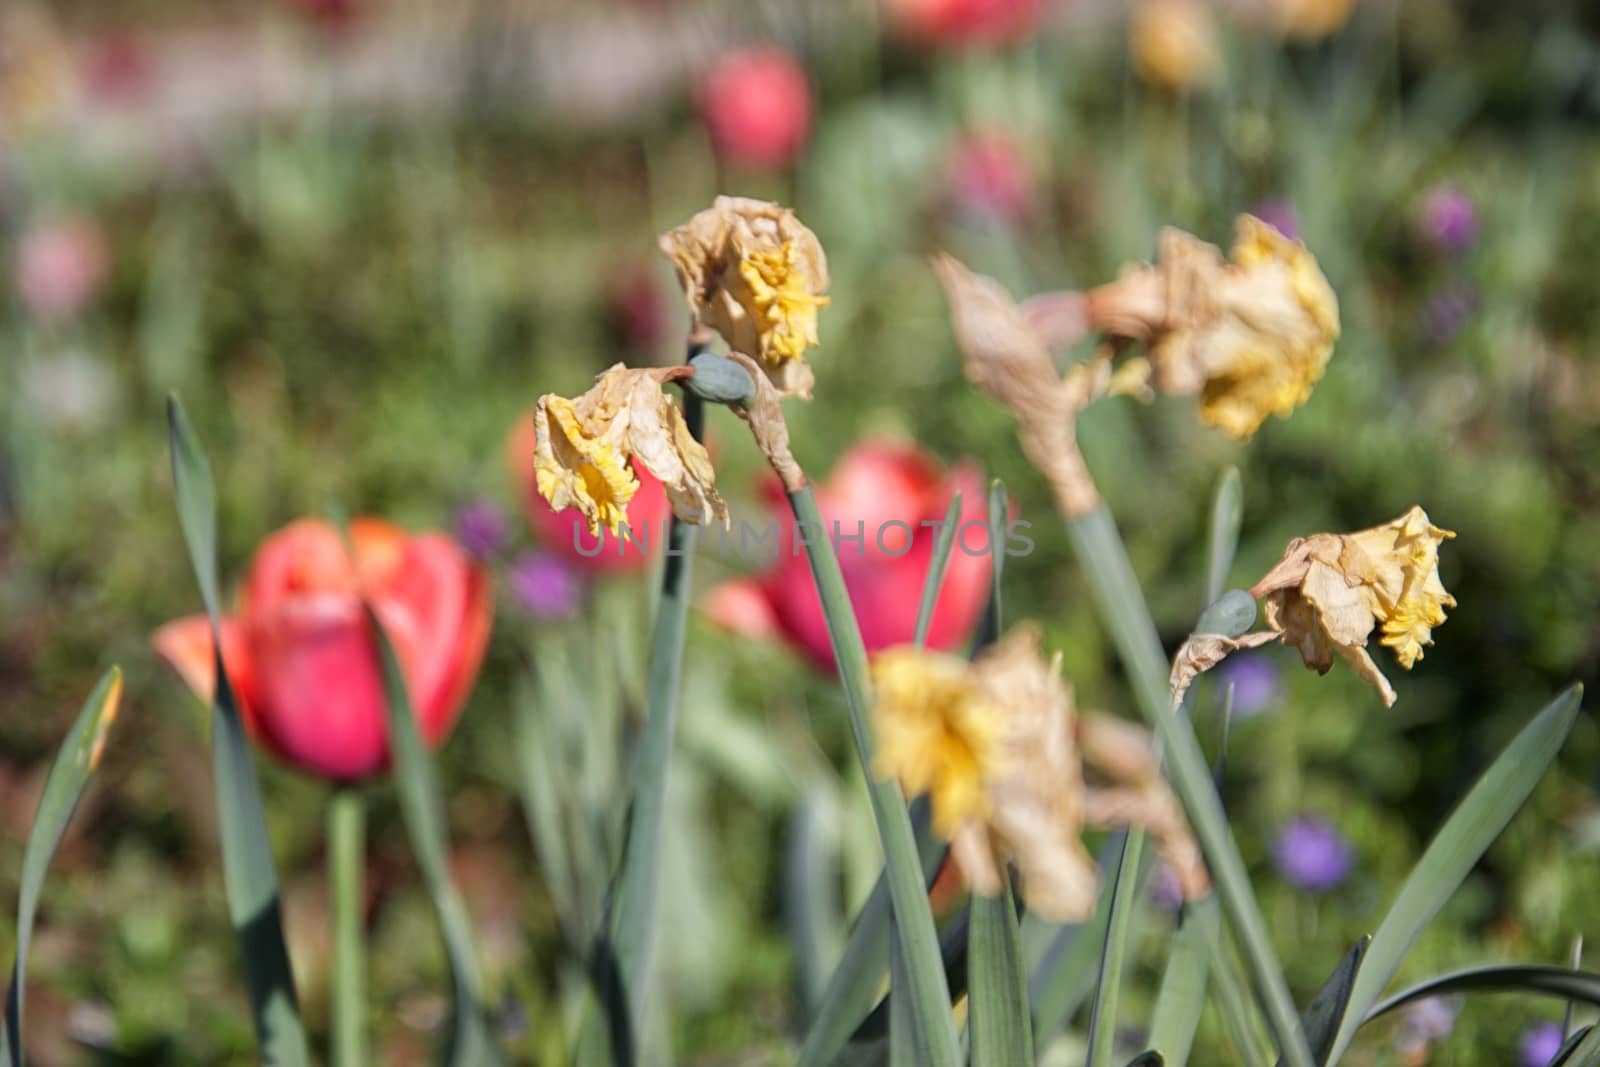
[1066,507,1313,1067]
[330,790,367,1067]
[788,487,962,1067]
[593,389,703,1059]
[1086,831,1145,1067]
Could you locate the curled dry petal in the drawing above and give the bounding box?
[533,363,726,537]
[1168,630,1280,709]
[971,626,1098,922]
[933,253,1101,518]
[1078,712,1211,900]
[725,350,806,492]
[1085,215,1340,439]
[1249,506,1456,707]
[658,196,829,399]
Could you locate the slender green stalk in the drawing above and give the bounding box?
[330,790,367,1067]
[590,391,703,1062]
[1086,832,1144,1067]
[1066,507,1313,1067]
[166,396,311,1067]
[789,487,961,1067]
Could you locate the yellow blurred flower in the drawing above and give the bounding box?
[658,196,829,399]
[1086,214,1340,438]
[1266,0,1355,41]
[1130,0,1219,92]
[533,364,727,537]
[872,646,998,840]
[1250,506,1456,706]
[871,626,1208,921]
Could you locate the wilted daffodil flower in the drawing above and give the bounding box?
[658,196,829,399]
[533,363,727,538]
[1252,506,1456,706]
[1171,506,1456,709]
[1085,214,1340,439]
[871,625,1208,921]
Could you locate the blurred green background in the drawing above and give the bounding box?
[2,0,1599,1063]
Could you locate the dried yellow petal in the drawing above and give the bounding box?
[532,364,726,537]
[658,197,829,399]
[1251,507,1456,706]
[1087,215,1340,438]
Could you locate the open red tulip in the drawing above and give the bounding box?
[885,0,1043,47]
[154,518,492,782]
[704,439,995,672]
[506,411,672,572]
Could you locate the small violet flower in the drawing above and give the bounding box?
[1271,816,1353,893]
[1520,1022,1565,1067]
[1418,184,1478,254]
[1419,282,1479,348]
[510,551,581,620]
[453,500,509,562]
[1148,859,1185,913]
[1395,996,1458,1059]
[1218,652,1280,718]
[1250,198,1301,241]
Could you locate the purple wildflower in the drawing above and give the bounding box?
[1520,1022,1565,1067]
[1395,996,1458,1059]
[510,550,580,620]
[453,499,509,561]
[1249,199,1300,241]
[1419,282,1480,347]
[1271,816,1353,893]
[1218,653,1279,718]
[1418,184,1478,254]
[1149,860,1184,913]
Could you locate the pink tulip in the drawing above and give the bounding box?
[705,439,994,672]
[697,46,813,171]
[155,518,492,782]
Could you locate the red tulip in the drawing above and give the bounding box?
[697,46,813,171]
[154,518,492,782]
[507,412,671,572]
[885,0,1044,47]
[704,439,994,672]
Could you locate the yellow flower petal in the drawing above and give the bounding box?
[659,197,829,399]
[1252,508,1455,706]
[871,647,997,838]
[533,395,638,538]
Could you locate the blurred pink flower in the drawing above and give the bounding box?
[697,46,813,171]
[80,33,155,106]
[944,131,1034,225]
[887,0,1043,47]
[703,439,993,673]
[608,261,671,354]
[15,217,109,321]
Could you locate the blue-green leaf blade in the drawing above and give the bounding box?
[369,608,505,1067]
[1327,683,1584,1062]
[1365,964,1600,1022]
[968,882,1033,1066]
[3,667,122,1067]
[166,395,309,1067]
